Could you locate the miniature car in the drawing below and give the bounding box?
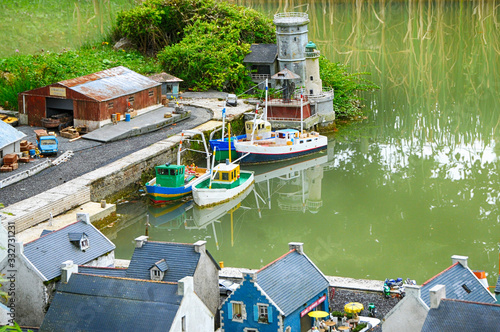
[226,94,238,107]
[219,279,239,295]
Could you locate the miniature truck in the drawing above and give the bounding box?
[34,129,58,155]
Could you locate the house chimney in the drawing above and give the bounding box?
[429,284,446,309]
[61,260,78,283]
[405,284,421,298]
[135,235,149,248]
[451,255,468,268]
[288,242,304,254]
[194,240,207,253]
[77,212,91,225]
[177,276,194,296]
[242,270,256,283]
[15,241,24,256]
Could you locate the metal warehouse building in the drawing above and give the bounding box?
[18,66,161,131]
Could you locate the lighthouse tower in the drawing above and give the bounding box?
[305,41,322,96]
[273,12,310,86]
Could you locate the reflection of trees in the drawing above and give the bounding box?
[235,0,499,144]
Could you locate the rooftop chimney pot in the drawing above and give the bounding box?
[429,284,446,309]
[451,255,468,268]
[135,235,149,248]
[193,240,207,253]
[61,260,78,283]
[288,242,304,254]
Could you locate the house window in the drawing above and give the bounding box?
[181,316,186,332]
[148,90,154,97]
[232,302,243,321]
[128,96,135,103]
[310,89,314,95]
[107,102,114,109]
[294,37,297,41]
[258,305,268,323]
[462,284,472,293]
[80,238,89,251]
[310,76,314,81]
[153,269,161,277]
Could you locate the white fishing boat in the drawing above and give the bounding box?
[234,96,328,164]
[193,125,255,208]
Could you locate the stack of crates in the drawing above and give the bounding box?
[1,154,18,172]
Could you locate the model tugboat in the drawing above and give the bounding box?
[193,125,254,208]
[145,130,211,204]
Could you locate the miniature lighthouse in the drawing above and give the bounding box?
[305,41,322,96]
[273,12,310,86]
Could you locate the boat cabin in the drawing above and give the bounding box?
[211,162,241,189]
[245,119,272,141]
[155,164,186,188]
[275,129,299,145]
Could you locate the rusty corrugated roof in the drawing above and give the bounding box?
[148,72,183,83]
[59,66,161,102]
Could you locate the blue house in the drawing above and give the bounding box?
[221,242,330,332]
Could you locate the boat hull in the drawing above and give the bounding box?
[146,173,210,204]
[235,137,328,164]
[192,171,255,208]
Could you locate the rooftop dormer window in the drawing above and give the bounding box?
[150,259,168,281]
[68,232,89,251]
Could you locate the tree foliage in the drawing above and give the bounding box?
[116,0,275,92]
[319,56,379,118]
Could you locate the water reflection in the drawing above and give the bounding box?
[110,152,332,260]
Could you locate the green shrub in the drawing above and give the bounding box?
[319,56,379,119]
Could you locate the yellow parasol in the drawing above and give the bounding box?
[344,302,364,314]
[308,310,329,318]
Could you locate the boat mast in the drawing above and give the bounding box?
[221,108,226,140]
[300,94,304,136]
[228,123,232,163]
[264,79,268,122]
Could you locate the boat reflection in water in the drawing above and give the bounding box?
[112,150,333,259]
[146,183,255,249]
[250,154,329,216]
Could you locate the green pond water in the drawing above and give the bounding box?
[7,1,499,286]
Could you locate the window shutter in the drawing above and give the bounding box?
[254,305,259,321]
[228,303,233,319]
[268,306,273,323]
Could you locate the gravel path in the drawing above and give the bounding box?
[0,106,212,206]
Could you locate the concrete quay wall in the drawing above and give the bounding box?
[1,133,198,233]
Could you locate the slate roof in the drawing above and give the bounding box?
[40,273,182,331]
[126,241,201,282]
[420,262,496,307]
[23,221,115,281]
[58,66,161,102]
[0,120,26,150]
[421,298,500,331]
[78,266,127,278]
[243,44,278,64]
[256,249,329,316]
